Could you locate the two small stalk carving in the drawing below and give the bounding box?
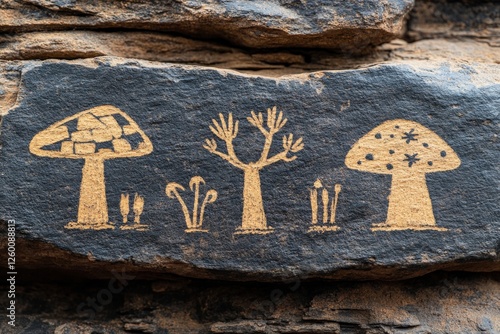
[309,179,342,232]
[166,176,217,233]
[120,193,147,230]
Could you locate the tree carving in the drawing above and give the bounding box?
[203,107,303,234]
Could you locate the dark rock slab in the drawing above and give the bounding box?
[1,58,499,280]
[0,0,414,52]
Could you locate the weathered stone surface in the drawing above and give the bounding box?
[0,31,309,71]
[0,0,414,51]
[1,58,499,280]
[1,272,499,333]
[0,61,21,114]
[407,0,500,43]
[2,32,498,79]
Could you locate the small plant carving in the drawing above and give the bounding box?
[120,193,148,231]
[166,176,217,233]
[309,179,342,233]
[120,193,130,223]
[203,107,303,234]
[133,193,145,224]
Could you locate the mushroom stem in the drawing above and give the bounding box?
[199,190,217,228]
[74,157,111,229]
[384,172,436,229]
[330,184,342,224]
[322,188,329,223]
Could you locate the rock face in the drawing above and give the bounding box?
[407,0,500,42]
[1,58,499,280]
[0,0,414,51]
[0,0,499,332]
[0,272,499,334]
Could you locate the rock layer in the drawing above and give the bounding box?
[1,32,498,77]
[0,272,499,333]
[0,0,414,51]
[407,0,500,43]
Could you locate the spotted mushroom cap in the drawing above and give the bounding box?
[29,105,153,159]
[345,119,460,175]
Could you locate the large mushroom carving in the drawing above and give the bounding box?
[345,119,460,230]
[29,105,153,230]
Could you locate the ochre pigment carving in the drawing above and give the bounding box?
[309,179,342,232]
[29,105,153,230]
[203,107,303,234]
[29,108,461,235]
[345,119,460,231]
[166,176,218,233]
[120,193,148,231]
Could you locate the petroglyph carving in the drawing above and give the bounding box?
[203,107,303,234]
[345,119,460,231]
[120,193,148,231]
[29,105,153,230]
[166,176,217,233]
[309,179,342,233]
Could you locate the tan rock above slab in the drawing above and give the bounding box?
[0,0,413,51]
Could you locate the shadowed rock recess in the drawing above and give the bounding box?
[0,272,499,334]
[0,0,499,333]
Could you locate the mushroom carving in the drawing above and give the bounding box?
[29,105,153,230]
[345,119,460,231]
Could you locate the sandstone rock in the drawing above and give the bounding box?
[1,32,498,79]
[54,323,95,334]
[407,0,500,43]
[210,320,341,333]
[305,274,500,333]
[0,0,414,51]
[1,272,499,333]
[0,58,499,280]
[0,62,21,114]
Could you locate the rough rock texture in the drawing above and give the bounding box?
[1,32,498,76]
[0,0,414,52]
[407,0,500,44]
[0,61,21,114]
[0,272,499,333]
[1,58,499,280]
[0,0,499,332]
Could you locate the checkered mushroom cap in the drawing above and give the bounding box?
[30,105,153,159]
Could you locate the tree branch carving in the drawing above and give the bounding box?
[204,107,303,170]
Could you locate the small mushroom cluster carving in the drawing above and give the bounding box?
[120,193,148,231]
